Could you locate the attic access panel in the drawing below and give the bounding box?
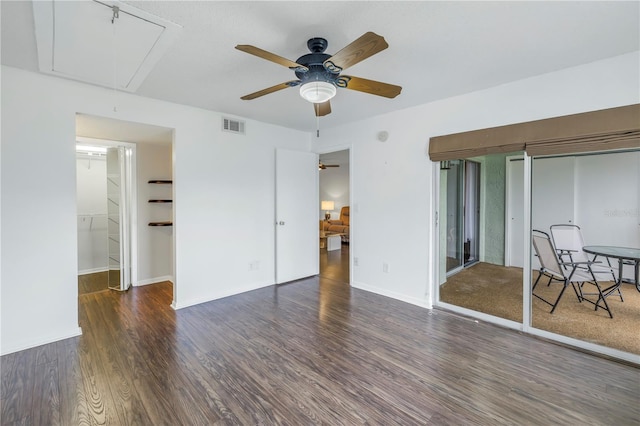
[32,0,181,92]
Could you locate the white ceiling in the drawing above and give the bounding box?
[2,1,639,134]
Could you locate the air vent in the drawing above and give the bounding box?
[222,117,245,135]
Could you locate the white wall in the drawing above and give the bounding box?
[136,142,174,285]
[314,51,639,308]
[1,51,638,354]
[1,66,310,354]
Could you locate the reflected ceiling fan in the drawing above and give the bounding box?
[235,32,402,121]
[319,161,339,170]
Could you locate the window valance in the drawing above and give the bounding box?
[428,104,640,161]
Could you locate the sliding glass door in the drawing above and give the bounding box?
[438,153,523,324]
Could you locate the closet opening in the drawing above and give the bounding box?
[76,139,135,294]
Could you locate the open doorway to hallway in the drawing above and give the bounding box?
[319,149,350,283]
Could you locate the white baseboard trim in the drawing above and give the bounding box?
[172,280,273,310]
[1,326,83,356]
[78,267,108,275]
[135,276,174,287]
[351,280,432,309]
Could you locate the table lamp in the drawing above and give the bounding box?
[321,200,334,221]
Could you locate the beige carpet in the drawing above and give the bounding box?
[441,262,640,355]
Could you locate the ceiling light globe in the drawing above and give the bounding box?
[299,81,336,103]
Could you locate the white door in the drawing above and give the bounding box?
[275,149,319,284]
[506,157,525,267]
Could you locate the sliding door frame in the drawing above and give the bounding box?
[432,153,638,364]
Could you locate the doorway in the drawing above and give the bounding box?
[318,149,350,283]
[76,140,135,294]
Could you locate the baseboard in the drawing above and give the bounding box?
[171,280,273,310]
[135,276,174,287]
[351,280,432,309]
[1,326,83,356]
[78,267,108,275]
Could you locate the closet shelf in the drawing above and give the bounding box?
[148,221,173,227]
[148,180,172,184]
[148,199,173,203]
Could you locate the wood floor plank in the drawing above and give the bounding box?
[2,256,639,425]
[30,360,61,426]
[0,349,37,424]
[55,340,92,426]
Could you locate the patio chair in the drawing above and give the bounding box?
[532,230,612,318]
[550,224,623,302]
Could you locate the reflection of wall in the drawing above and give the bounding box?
[76,154,108,273]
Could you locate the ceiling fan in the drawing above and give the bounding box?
[319,161,339,170]
[235,32,402,119]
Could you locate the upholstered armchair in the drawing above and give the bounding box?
[326,206,349,242]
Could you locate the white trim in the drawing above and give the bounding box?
[436,301,523,331]
[522,154,533,331]
[1,327,82,356]
[135,276,174,287]
[528,327,640,365]
[78,267,108,275]
[171,280,273,310]
[352,281,431,309]
[431,160,441,306]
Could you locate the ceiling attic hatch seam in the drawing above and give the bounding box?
[32,0,182,92]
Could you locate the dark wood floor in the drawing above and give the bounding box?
[2,255,639,424]
[319,241,350,283]
[78,271,109,295]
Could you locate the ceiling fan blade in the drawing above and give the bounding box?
[235,45,308,71]
[325,164,339,167]
[323,32,388,72]
[343,76,402,98]
[240,81,298,100]
[314,101,331,117]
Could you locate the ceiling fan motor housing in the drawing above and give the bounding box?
[294,38,349,88]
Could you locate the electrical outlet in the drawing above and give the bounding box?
[383,262,390,273]
[249,261,259,271]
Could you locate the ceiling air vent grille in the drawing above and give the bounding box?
[222,117,245,135]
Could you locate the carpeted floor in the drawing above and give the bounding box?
[440,262,640,355]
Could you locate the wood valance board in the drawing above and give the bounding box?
[428,104,640,161]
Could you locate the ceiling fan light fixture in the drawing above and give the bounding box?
[299,81,336,103]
